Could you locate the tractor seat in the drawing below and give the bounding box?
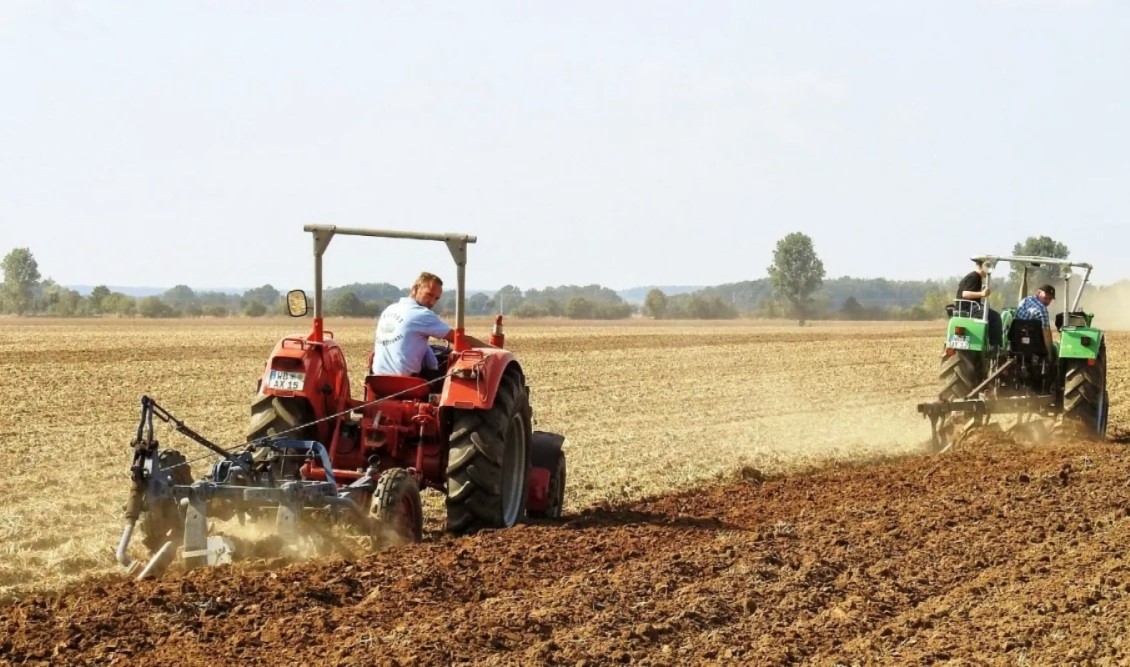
[1054,311,1090,330]
[364,374,431,401]
[1008,318,1047,357]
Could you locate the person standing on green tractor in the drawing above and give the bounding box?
[956,259,1002,347]
[1016,284,1056,356]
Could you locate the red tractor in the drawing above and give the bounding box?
[119,226,565,574]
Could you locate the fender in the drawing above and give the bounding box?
[440,348,520,410]
[1058,328,1103,361]
[946,317,986,353]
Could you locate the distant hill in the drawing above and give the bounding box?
[617,285,705,305]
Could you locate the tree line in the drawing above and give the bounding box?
[0,234,1093,322]
[0,248,291,318]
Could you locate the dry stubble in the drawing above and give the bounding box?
[1,317,1125,599]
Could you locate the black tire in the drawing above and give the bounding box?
[247,394,316,478]
[1062,343,1108,438]
[939,350,980,401]
[139,449,193,554]
[528,450,566,520]
[370,468,423,547]
[445,371,531,534]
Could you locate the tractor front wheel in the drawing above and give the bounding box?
[370,468,423,547]
[1062,344,1108,439]
[445,372,531,534]
[246,394,316,478]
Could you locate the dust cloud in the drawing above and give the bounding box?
[1079,281,1130,331]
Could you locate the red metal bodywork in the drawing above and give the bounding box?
[525,467,551,513]
[255,331,351,448]
[256,322,540,499]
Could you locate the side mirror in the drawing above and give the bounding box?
[286,290,309,317]
[1054,312,1064,332]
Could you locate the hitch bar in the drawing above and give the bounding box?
[917,395,1055,418]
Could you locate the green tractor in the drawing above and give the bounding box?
[918,255,1109,451]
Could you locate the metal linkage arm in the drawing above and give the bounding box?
[136,395,233,460]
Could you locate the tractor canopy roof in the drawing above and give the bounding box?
[972,255,1093,272]
[972,255,1094,312]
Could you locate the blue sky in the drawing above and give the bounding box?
[1,1,1127,291]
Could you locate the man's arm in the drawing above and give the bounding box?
[1040,306,1054,353]
[958,274,990,300]
[440,330,496,349]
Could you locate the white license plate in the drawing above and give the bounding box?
[948,336,970,350]
[267,370,305,391]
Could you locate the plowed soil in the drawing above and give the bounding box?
[4,437,1130,665]
[2,319,1127,664]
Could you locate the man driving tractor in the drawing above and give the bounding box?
[1015,283,1057,357]
[372,272,490,382]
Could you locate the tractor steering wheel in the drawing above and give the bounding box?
[430,339,452,368]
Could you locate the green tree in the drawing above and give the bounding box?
[767,232,826,326]
[594,302,634,319]
[89,285,111,314]
[643,288,668,319]
[163,284,197,307]
[494,285,524,313]
[511,301,548,318]
[243,299,268,317]
[138,296,175,318]
[841,296,865,320]
[921,290,952,320]
[1,248,41,314]
[467,292,493,316]
[329,291,364,317]
[563,296,596,319]
[103,292,136,316]
[44,285,83,316]
[243,284,281,307]
[1010,235,1070,287]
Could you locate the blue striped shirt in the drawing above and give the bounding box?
[1016,295,1050,329]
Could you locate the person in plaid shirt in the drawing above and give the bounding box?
[1015,283,1056,354]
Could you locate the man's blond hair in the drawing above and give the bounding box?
[411,272,443,295]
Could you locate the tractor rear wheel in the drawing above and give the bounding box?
[247,394,316,478]
[139,449,193,554]
[370,468,423,547]
[939,349,980,401]
[932,350,982,454]
[1062,343,1108,438]
[445,372,531,534]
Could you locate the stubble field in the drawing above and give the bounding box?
[1,317,1128,664]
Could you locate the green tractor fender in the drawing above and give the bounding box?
[1058,327,1103,361]
[945,317,988,353]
